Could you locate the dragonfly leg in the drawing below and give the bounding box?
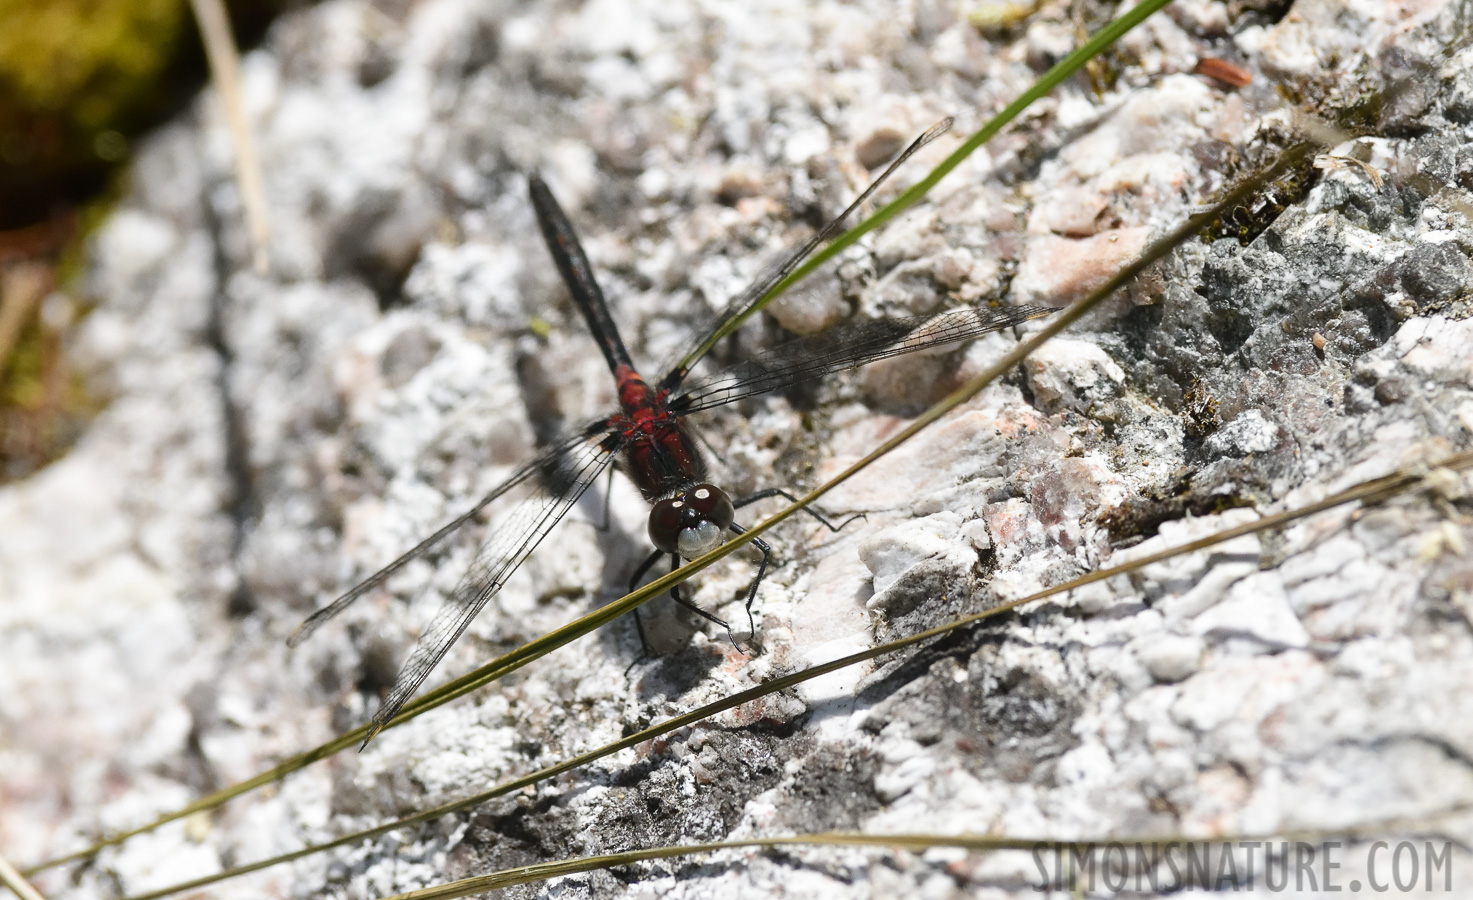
[631,546,749,651]
[734,487,866,533]
[726,523,769,641]
[623,615,651,676]
[626,548,665,660]
[666,552,742,648]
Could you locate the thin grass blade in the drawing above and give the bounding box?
[379,805,1473,900]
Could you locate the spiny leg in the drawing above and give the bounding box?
[734,487,867,533]
[666,552,742,649]
[628,548,741,659]
[626,548,664,665]
[660,493,858,651]
[727,523,769,642]
[726,491,862,645]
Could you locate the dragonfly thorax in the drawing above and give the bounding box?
[609,365,710,501]
[648,483,734,558]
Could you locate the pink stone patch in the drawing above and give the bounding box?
[1011,227,1152,307]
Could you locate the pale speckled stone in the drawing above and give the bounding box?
[1136,633,1207,684]
[1021,337,1127,414]
[857,513,963,589]
[1191,572,1312,649]
[1204,409,1281,457]
[1011,228,1152,307]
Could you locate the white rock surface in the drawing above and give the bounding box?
[1021,337,1127,414]
[5,0,1473,897]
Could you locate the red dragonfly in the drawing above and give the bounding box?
[289,120,1052,740]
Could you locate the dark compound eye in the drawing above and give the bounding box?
[648,497,686,554]
[646,484,735,558]
[685,483,734,529]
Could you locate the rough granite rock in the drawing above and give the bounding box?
[5,0,1473,897]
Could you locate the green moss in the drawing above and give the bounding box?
[0,0,239,479]
[0,290,99,483]
[0,0,187,478]
[0,0,186,127]
[0,0,289,228]
[1202,150,1319,246]
[0,0,193,228]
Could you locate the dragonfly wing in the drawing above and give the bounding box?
[672,303,1054,414]
[661,120,955,389]
[362,425,619,738]
[287,423,616,648]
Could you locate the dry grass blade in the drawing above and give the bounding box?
[0,263,49,380]
[381,835,1049,900]
[114,145,1354,900]
[0,852,45,900]
[377,805,1473,900]
[22,1,1180,878]
[188,0,270,274]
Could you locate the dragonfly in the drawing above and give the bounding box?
[288,119,1053,743]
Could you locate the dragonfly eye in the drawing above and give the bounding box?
[648,498,686,554]
[685,483,734,529]
[647,484,734,557]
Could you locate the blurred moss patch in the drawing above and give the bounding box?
[0,0,287,481]
[0,252,97,482]
[0,0,192,229]
[0,0,287,227]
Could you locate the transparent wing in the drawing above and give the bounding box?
[671,304,1055,415]
[287,422,616,648]
[358,424,619,738]
[285,421,618,738]
[660,119,955,390]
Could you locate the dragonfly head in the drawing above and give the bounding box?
[648,483,734,558]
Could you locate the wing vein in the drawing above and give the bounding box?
[674,304,1054,414]
[365,430,618,734]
